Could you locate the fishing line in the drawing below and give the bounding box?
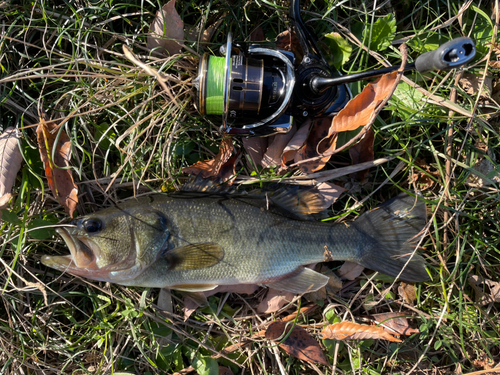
[204,55,230,115]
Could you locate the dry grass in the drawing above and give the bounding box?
[0,0,499,373]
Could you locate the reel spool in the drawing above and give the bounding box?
[196,33,297,136]
[195,0,476,137]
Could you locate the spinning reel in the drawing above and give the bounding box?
[195,0,476,137]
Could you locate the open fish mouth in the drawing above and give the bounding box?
[41,228,101,276]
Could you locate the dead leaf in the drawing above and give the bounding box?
[411,158,440,190]
[321,321,402,342]
[349,128,374,181]
[242,137,268,168]
[398,282,416,305]
[147,0,184,56]
[36,116,78,217]
[266,321,329,365]
[182,138,234,179]
[250,27,265,42]
[315,182,345,211]
[257,288,294,314]
[182,298,198,321]
[0,127,23,212]
[473,352,495,371]
[318,71,398,155]
[468,274,500,305]
[295,117,332,173]
[338,261,364,280]
[459,73,493,96]
[275,30,303,61]
[370,312,419,336]
[261,125,297,169]
[216,152,239,185]
[283,119,311,163]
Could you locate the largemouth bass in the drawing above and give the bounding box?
[42,184,429,294]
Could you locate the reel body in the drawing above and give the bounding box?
[195,0,476,137]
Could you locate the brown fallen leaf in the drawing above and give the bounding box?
[295,117,332,173]
[283,119,311,163]
[182,137,234,179]
[186,17,224,45]
[242,137,268,168]
[338,261,364,280]
[147,0,184,56]
[370,312,419,336]
[321,321,402,342]
[257,288,295,314]
[459,73,493,96]
[468,274,500,305]
[250,27,265,43]
[216,152,239,185]
[398,282,416,305]
[36,116,78,218]
[315,182,345,212]
[318,71,398,155]
[349,128,375,181]
[266,321,329,365]
[473,352,496,371]
[411,158,440,190]
[275,30,303,61]
[261,125,297,169]
[0,127,23,213]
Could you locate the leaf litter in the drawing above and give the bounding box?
[182,137,235,181]
[147,0,184,56]
[0,127,23,214]
[265,321,329,365]
[321,321,402,342]
[368,312,419,336]
[36,115,78,218]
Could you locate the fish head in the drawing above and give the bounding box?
[42,205,170,284]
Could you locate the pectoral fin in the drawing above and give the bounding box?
[265,267,330,294]
[165,243,224,271]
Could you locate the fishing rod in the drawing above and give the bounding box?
[194,0,476,137]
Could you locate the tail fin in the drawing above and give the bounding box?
[352,194,429,282]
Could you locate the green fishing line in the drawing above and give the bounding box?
[205,56,230,115]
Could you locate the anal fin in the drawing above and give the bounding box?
[265,267,329,294]
[172,283,218,292]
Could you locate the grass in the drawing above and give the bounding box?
[1,0,499,373]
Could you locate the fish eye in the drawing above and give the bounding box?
[83,219,102,233]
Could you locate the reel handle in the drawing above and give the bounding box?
[309,37,476,94]
[414,37,476,72]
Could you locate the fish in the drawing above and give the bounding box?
[41,182,429,296]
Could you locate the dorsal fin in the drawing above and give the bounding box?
[247,185,332,221]
[181,176,335,220]
[182,174,235,194]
